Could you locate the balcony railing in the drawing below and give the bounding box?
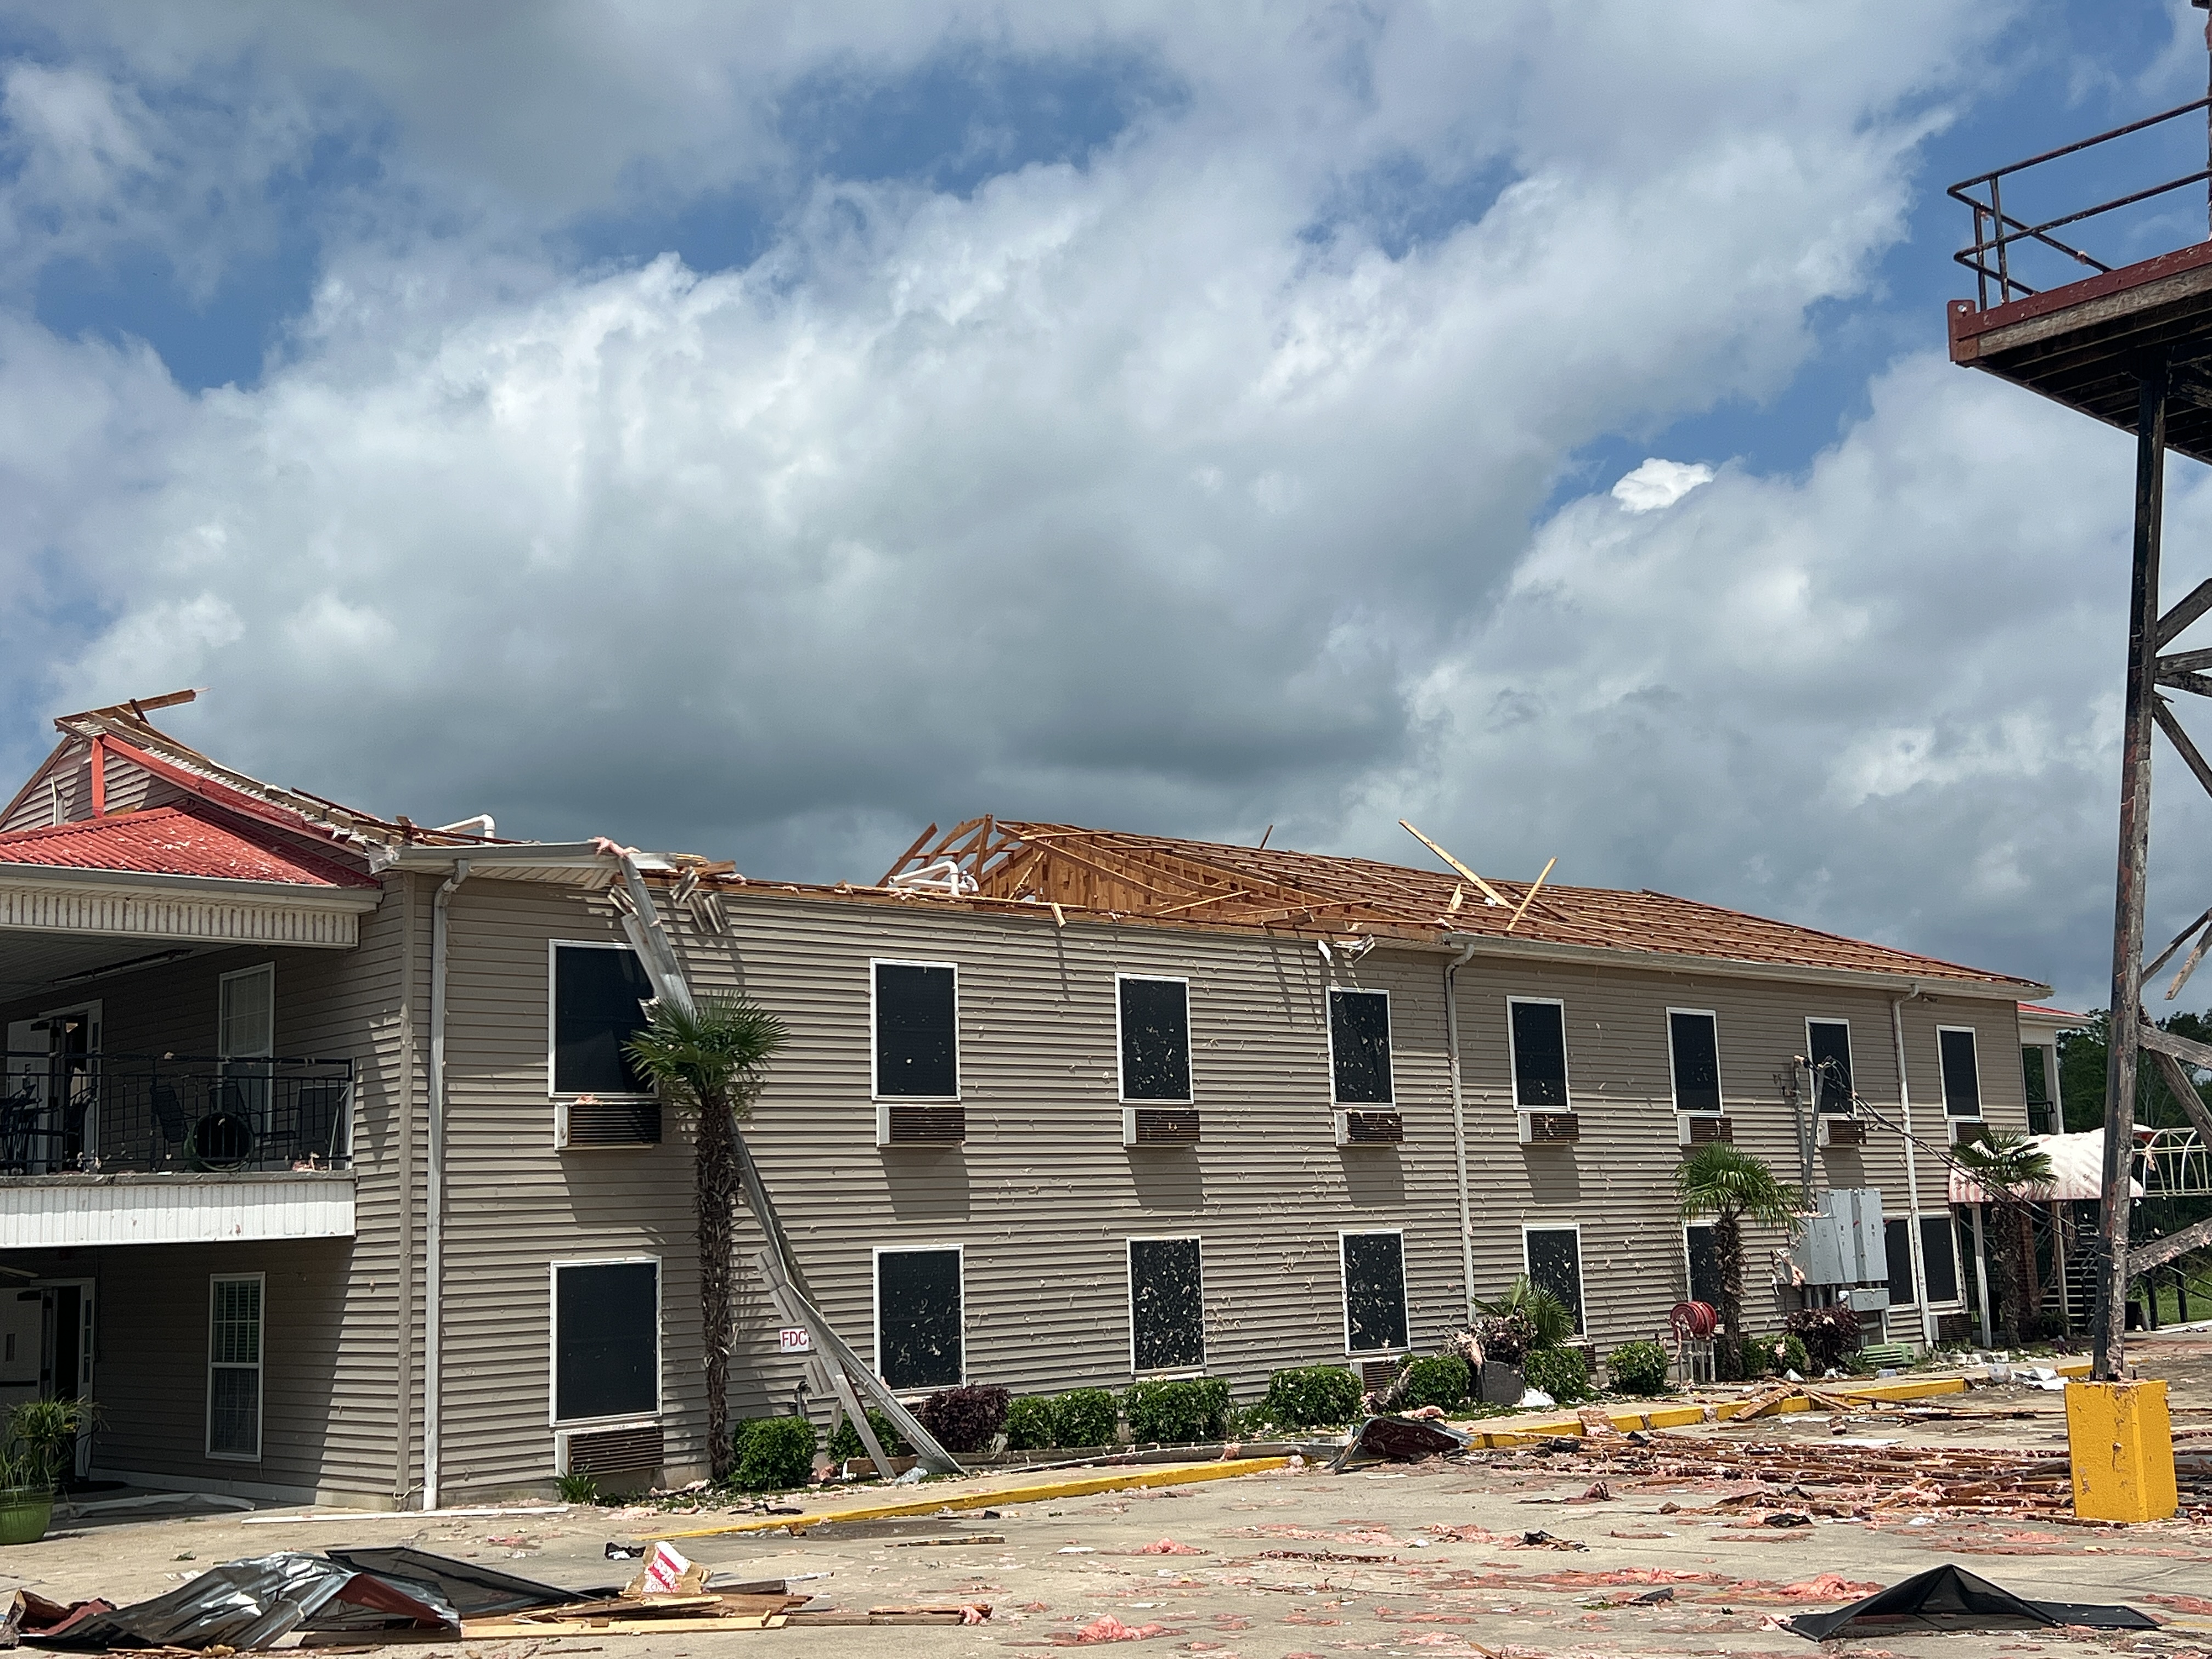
[1951,94,2212,307]
[0,1052,353,1176]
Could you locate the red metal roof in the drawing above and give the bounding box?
[0,807,380,889]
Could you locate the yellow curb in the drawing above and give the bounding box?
[641,1456,1295,1539]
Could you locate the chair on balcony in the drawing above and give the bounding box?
[293,1080,348,1167]
[150,1080,189,1166]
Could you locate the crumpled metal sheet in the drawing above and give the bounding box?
[1329,1414,1472,1470]
[31,1554,456,1651]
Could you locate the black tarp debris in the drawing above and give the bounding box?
[1786,1565,2158,1641]
[22,1548,584,1651]
[1329,1414,1471,1469]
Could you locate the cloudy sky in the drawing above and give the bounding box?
[4,2,2211,1007]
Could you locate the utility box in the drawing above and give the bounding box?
[1799,1188,1888,1286]
[2068,1379,2179,1522]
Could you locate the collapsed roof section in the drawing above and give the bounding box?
[868,817,2050,998]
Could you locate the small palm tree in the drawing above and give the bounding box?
[628,994,787,1484]
[1677,1143,1802,1380]
[1954,1131,2055,1344]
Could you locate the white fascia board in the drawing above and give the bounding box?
[1442,930,2050,1004]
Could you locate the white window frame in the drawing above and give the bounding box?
[217,963,275,1059]
[1115,973,1194,1104]
[1664,1006,1723,1115]
[1937,1024,1983,1120]
[872,1243,966,1391]
[206,1272,265,1463]
[1125,1235,1207,1377]
[547,1254,664,1429]
[1521,1222,1587,1333]
[1337,1227,1409,1357]
[1505,996,1570,1109]
[546,939,654,1101]
[1325,986,1395,1106]
[1805,1018,1854,1114]
[869,958,961,1102]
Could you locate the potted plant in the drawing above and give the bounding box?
[0,1397,95,1545]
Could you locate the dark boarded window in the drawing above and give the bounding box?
[1341,1232,1408,1353]
[1686,1224,1724,1309]
[1939,1029,1982,1118]
[1668,1011,1722,1114]
[1328,990,1393,1104]
[1808,1020,1853,1114]
[1524,1227,1585,1334]
[1128,1238,1205,1373]
[555,1260,658,1423]
[1921,1217,1961,1303]
[877,1248,963,1390]
[2022,1046,2053,1132]
[1509,1001,1568,1107]
[874,963,957,1098]
[1884,1220,1915,1305]
[1119,978,1192,1102]
[554,945,655,1096]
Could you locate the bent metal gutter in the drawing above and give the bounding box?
[1443,938,1479,1326]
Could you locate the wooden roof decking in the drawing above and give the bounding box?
[871,817,2047,994]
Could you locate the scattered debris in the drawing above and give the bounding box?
[1785,1565,2158,1641]
[1133,1539,1204,1555]
[1051,1613,1173,1644]
[1515,1531,1587,1551]
[1330,1415,1472,1470]
[885,1535,1004,1548]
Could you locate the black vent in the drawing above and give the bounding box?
[565,1097,661,1148]
[883,1104,966,1144]
[1127,1107,1200,1146]
[1822,1117,1867,1148]
[565,1423,664,1478]
[1683,1114,1734,1146]
[1339,1109,1403,1144]
[1523,1110,1580,1143]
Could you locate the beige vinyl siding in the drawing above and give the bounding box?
[0,744,190,832]
[435,880,702,1498]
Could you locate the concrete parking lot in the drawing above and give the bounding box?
[0,1335,2207,1659]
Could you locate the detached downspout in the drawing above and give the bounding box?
[1889,984,1937,1347]
[1444,939,1479,1327]
[424,857,470,1511]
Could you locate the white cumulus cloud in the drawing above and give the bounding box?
[1611,458,1716,513]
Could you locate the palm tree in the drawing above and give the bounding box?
[1954,1131,2055,1344]
[627,994,788,1483]
[1676,1143,1803,1380]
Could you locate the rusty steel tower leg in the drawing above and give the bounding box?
[2094,358,2169,1381]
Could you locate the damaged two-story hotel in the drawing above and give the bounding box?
[0,695,2053,1505]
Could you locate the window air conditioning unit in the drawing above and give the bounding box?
[1817,1115,1867,1149]
[555,1097,662,1150]
[1950,1119,1990,1149]
[1334,1109,1404,1147]
[1677,1113,1735,1148]
[876,1103,967,1147]
[554,1421,665,1480]
[1124,1107,1201,1148]
[1518,1110,1581,1146]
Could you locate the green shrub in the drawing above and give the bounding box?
[1606,1340,1671,1397]
[1122,1377,1232,1444]
[1256,1364,1363,1429]
[730,1414,817,1492]
[827,1407,911,1464]
[1052,1387,1119,1449]
[1523,1345,1591,1404]
[1766,1333,1810,1375]
[1396,1354,1470,1412]
[1005,1395,1057,1451]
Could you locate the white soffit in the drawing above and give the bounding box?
[0,867,379,949]
[0,1175,356,1248]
